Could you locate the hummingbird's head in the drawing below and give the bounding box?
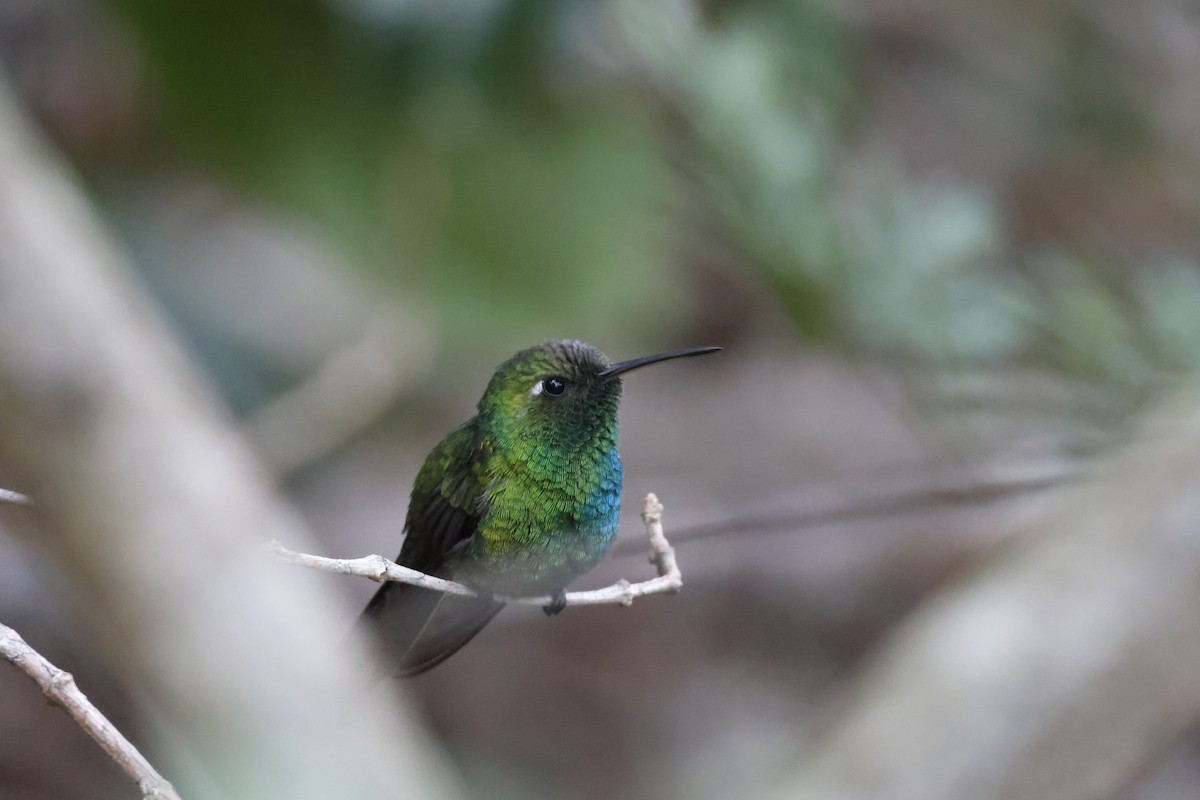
[479,340,621,448]
[478,339,720,450]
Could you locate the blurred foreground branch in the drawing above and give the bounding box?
[269,493,680,608]
[776,389,1200,800]
[0,623,180,800]
[0,72,458,798]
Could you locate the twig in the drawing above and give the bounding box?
[0,623,182,800]
[242,314,436,476]
[266,493,681,608]
[0,487,30,504]
[620,468,1079,555]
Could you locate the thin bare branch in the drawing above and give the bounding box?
[623,466,1080,555]
[0,487,30,504]
[0,623,181,800]
[242,314,436,476]
[267,493,681,608]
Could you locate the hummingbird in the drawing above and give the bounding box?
[360,339,720,677]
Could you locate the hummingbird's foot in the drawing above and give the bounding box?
[542,589,568,616]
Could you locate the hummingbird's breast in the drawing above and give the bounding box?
[460,444,623,595]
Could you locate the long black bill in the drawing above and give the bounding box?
[598,345,722,380]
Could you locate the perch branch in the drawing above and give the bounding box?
[0,623,181,800]
[267,493,681,608]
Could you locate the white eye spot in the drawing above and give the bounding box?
[530,380,544,397]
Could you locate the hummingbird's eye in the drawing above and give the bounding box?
[530,376,569,397]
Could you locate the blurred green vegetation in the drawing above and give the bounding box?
[15,0,1200,446]
[109,0,686,353]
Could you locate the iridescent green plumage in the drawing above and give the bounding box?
[361,339,719,677]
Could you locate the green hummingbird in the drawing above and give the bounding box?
[361,339,720,677]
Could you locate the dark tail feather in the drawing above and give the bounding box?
[360,582,504,677]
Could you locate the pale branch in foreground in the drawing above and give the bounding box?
[0,623,182,800]
[267,493,680,608]
[0,71,456,798]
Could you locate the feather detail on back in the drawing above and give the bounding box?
[359,421,499,676]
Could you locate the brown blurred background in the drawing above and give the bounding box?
[3,0,1200,798]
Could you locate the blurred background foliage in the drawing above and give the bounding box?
[6,0,1200,797]
[8,0,1199,439]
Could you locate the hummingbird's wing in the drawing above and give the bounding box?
[360,421,504,677]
